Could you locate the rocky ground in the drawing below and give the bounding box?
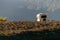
[0,21,60,40]
[0,21,60,36]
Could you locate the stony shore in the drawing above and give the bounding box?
[0,21,60,36]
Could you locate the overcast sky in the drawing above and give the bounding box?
[0,0,60,21]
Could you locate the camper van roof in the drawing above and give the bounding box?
[37,13,46,17]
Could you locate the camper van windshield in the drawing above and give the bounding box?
[41,15,47,18]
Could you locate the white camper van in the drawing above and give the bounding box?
[36,13,47,22]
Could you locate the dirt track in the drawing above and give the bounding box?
[0,21,60,36]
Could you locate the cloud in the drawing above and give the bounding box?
[27,4,36,10]
[18,0,60,12]
[46,0,60,12]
